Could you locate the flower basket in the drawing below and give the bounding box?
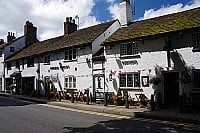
[46,79,52,83]
[112,88,124,106]
[38,79,44,84]
[150,77,161,85]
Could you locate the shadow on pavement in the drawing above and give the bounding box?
[63,119,200,133]
[0,96,33,107]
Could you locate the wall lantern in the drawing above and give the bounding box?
[109,70,113,81]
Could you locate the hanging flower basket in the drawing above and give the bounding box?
[150,77,161,85]
[38,79,44,84]
[46,79,52,83]
[180,76,191,84]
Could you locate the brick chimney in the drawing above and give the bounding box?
[24,21,37,46]
[64,17,77,35]
[123,0,130,4]
[7,32,16,43]
[120,0,133,27]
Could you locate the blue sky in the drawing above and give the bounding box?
[0,0,199,41]
[92,0,194,22]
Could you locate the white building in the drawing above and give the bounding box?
[0,21,38,93]
[5,17,120,98]
[103,7,200,106]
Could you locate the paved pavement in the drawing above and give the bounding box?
[0,92,199,125]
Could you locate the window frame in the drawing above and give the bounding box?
[10,47,15,52]
[119,73,141,88]
[120,42,139,57]
[64,48,77,61]
[64,76,76,89]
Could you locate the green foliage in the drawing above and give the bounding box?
[117,88,122,96]
[150,77,161,85]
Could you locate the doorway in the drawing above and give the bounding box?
[163,72,179,106]
[94,74,105,101]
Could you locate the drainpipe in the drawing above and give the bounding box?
[167,51,171,67]
[164,36,172,68]
[37,56,40,98]
[3,62,6,93]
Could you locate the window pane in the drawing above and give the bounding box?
[73,49,77,59]
[120,74,126,87]
[65,51,69,60]
[65,77,68,88]
[127,74,133,87]
[73,77,76,88]
[134,73,140,87]
[69,50,73,60]
[120,44,126,56]
[133,44,139,55]
[69,77,72,88]
[127,43,132,55]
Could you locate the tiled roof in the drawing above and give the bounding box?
[7,20,117,61]
[0,36,24,49]
[104,7,200,44]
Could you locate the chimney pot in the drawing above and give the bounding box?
[72,19,75,24]
[69,17,72,22]
[64,17,77,35]
[66,17,69,22]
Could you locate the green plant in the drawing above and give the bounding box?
[150,77,161,85]
[112,88,124,106]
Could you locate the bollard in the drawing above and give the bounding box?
[71,91,74,103]
[104,92,108,106]
[125,92,129,108]
[59,91,61,101]
[150,94,155,111]
[86,90,89,105]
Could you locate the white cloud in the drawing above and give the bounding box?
[0,0,99,41]
[107,0,120,20]
[139,0,200,20]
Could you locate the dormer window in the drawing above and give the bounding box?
[192,32,200,52]
[120,42,138,56]
[65,49,77,61]
[10,47,15,52]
